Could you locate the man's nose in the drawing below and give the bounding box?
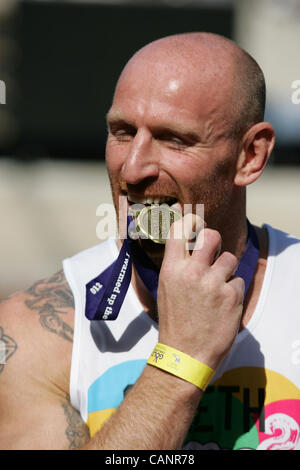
[121,128,159,185]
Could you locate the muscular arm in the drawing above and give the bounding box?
[83,219,244,450]
[0,271,89,450]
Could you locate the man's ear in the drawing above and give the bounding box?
[234,122,275,186]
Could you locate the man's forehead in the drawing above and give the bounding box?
[110,62,233,129]
[117,53,232,89]
[112,40,236,114]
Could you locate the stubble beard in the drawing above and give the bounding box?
[107,156,236,267]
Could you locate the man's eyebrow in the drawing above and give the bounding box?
[105,112,202,142]
[105,112,136,130]
[106,111,129,124]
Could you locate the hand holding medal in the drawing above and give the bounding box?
[157,213,245,371]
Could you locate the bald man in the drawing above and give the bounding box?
[1,33,300,451]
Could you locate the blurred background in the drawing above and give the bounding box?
[0,0,300,298]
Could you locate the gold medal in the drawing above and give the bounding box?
[134,204,182,244]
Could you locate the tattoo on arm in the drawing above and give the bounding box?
[62,396,90,449]
[0,327,18,375]
[25,270,74,342]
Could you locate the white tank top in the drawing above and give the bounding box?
[63,225,300,450]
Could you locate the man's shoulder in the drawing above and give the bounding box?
[0,270,75,390]
[0,271,92,449]
[1,269,75,339]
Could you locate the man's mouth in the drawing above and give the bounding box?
[127,194,178,206]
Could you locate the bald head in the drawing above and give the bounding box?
[116,32,266,138]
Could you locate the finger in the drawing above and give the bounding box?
[227,276,245,304]
[211,251,239,281]
[164,214,188,260]
[169,203,206,254]
[191,228,222,266]
[164,212,198,260]
[183,214,206,253]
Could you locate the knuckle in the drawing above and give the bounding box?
[204,228,221,246]
[223,251,237,263]
[222,251,239,268]
[229,277,245,302]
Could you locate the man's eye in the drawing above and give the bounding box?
[169,137,186,146]
[165,136,187,148]
[156,132,188,148]
[112,129,136,140]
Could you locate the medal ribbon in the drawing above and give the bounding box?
[85,218,259,321]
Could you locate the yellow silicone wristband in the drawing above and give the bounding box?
[147,342,215,391]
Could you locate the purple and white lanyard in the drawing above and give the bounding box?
[85,218,259,321]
